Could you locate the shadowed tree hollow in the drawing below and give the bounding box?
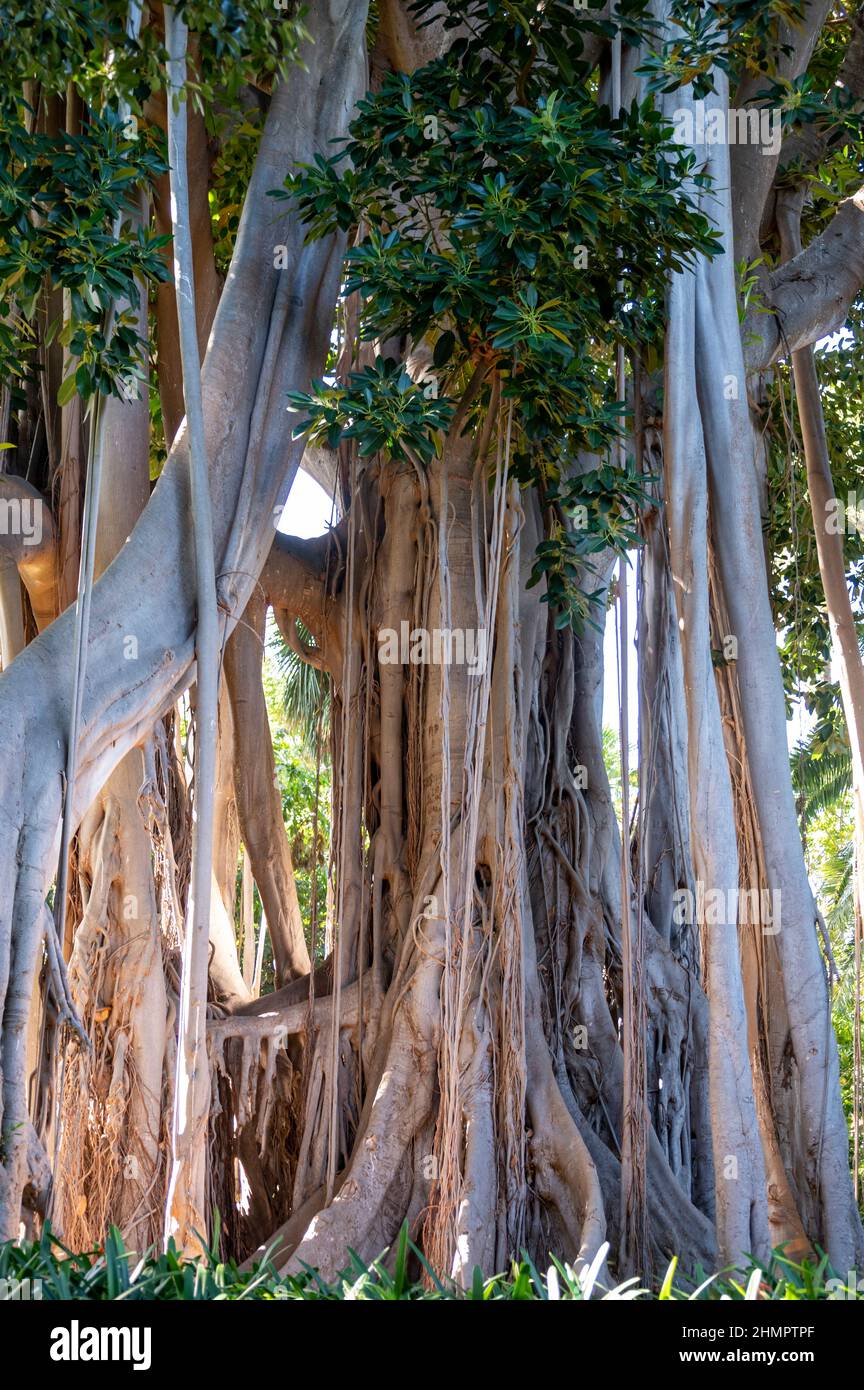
[1,0,863,1287]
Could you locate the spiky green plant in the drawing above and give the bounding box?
[1,1224,859,1301]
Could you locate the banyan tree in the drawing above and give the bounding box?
[1,0,863,1286]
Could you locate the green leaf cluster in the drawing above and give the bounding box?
[0,107,169,401]
[287,356,455,466]
[276,3,727,625]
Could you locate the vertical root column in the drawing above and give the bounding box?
[56,753,169,1255]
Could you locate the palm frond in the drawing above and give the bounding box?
[821,839,854,933]
[270,623,330,754]
[791,729,852,827]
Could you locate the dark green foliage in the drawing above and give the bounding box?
[408,1,812,99]
[531,459,655,629]
[276,3,722,627]
[0,1,160,112]
[288,357,454,465]
[0,109,169,401]
[0,0,311,414]
[0,1,310,114]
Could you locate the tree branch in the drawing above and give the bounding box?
[262,525,346,676]
[747,187,864,367]
[300,443,339,495]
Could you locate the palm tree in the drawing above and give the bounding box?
[271,619,330,756]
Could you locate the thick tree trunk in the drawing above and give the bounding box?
[234,412,717,1282]
[664,251,770,1265]
[694,112,863,1267]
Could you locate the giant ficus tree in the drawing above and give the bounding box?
[1,0,863,1285]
